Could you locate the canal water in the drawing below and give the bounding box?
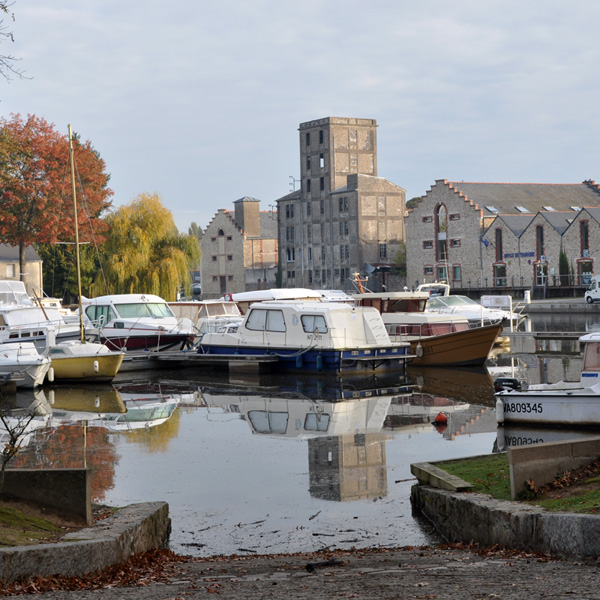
[2,313,597,557]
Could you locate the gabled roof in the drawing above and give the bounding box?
[485,214,535,237]
[538,210,577,235]
[0,244,41,261]
[442,180,600,215]
[333,174,406,194]
[259,211,278,238]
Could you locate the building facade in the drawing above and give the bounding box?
[277,117,406,291]
[201,198,278,298]
[405,180,600,293]
[0,244,43,295]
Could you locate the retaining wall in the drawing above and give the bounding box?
[0,501,170,582]
[411,486,600,559]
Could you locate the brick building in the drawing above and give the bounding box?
[406,180,600,293]
[201,198,278,298]
[276,117,406,291]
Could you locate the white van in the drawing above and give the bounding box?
[585,275,600,304]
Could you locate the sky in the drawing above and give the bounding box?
[2,1,600,233]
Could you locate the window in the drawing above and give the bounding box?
[308,247,312,260]
[306,179,311,194]
[286,226,295,242]
[285,204,294,219]
[542,206,556,212]
[302,314,328,334]
[212,276,218,282]
[227,255,232,261]
[379,243,387,259]
[287,270,295,279]
[227,236,232,241]
[424,266,434,275]
[437,265,447,281]
[306,156,311,171]
[211,237,216,242]
[338,196,348,212]
[495,229,503,263]
[515,206,531,213]
[581,221,590,256]
[306,132,310,146]
[451,239,461,248]
[307,201,312,216]
[6,264,15,278]
[211,256,217,261]
[494,264,507,287]
[320,177,324,191]
[449,214,460,221]
[228,275,233,281]
[218,229,225,236]
[246,309,286,332]
[423,240,433,249]
[452,265,461,281]
[286,248,295,262]
[339,221,348,236]
[320,199,325,215]
[485,206,499,213]
[536,225,544,260]
[319,153,324,169]
[319,130,324,144]
[422,216,432,223]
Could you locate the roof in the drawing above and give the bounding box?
[259,211,278,238]
[332,174,406,194]
[488,214,535,237]
[0,244,41,262]
[442,181,600,216]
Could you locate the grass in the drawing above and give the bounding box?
[436,453,600,513]
[0,504,65,547]
[438,453,512,501]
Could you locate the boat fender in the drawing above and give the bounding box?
[415,343,424,359]
[47,367,54,383]
[93,360,99,373]
[496,398,504,424]
[48,389,55,404]
[432,412,448,425]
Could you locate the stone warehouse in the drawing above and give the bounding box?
[405,180,600,295]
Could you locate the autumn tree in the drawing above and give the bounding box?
[94,193,200,301]
[0,114,113,290]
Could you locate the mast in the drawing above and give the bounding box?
[68,124,86,343]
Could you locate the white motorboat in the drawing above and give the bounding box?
[495,331,600,426]
[0,341,51,388]
[198,300,412,373]
[169,299,243,336]
[80,293,195,351]
[0,280,81,349]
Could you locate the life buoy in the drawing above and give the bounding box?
[224,293,233,301]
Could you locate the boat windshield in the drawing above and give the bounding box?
[114,302,174,319]
[428,296,477,308]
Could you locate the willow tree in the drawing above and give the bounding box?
[95,193,200,301]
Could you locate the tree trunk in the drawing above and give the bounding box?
[19,241,26,285]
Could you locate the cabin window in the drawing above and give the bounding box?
[115,302,173,318]
[301,314,328,334]
[305,413,330,432]
[248,411,288,434]
[583,342,600,372]
[246,309,286,332]
[85,305,117,325]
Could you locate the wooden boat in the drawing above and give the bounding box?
[198,300,412,373]
[495,332,600,426]
[46,125,125,382]
[352,291,501,367]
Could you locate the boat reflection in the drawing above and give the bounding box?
[496,426,600,452]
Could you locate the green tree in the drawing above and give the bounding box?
[395,242,407,277]
[94,193,200,301]
[188,222,203,240]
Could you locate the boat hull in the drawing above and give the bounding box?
[50,353,125,382]
[497,392,600,427]
[198,344,411,373]
[99,332,194,352]
[407,322,503,367]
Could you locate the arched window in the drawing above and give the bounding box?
[218,229,225,236]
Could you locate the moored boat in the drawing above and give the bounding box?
[198,300,412,373]
[352,291,502,367]
[495,331,600,426]
[0,341,51,388]
[80,293,195,351]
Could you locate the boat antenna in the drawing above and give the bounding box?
[68,124,86,343]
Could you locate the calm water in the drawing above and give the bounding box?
[3,313,597,557]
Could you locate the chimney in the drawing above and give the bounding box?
[234,197,260,237]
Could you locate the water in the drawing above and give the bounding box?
[2,313,597,557]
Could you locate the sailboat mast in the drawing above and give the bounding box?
[68,124,85,343]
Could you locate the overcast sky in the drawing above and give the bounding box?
[2,1,599,233]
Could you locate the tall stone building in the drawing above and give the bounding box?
[277,117,406,291]
[201,198,278,298]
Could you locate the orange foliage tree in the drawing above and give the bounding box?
[0,114,113,283]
